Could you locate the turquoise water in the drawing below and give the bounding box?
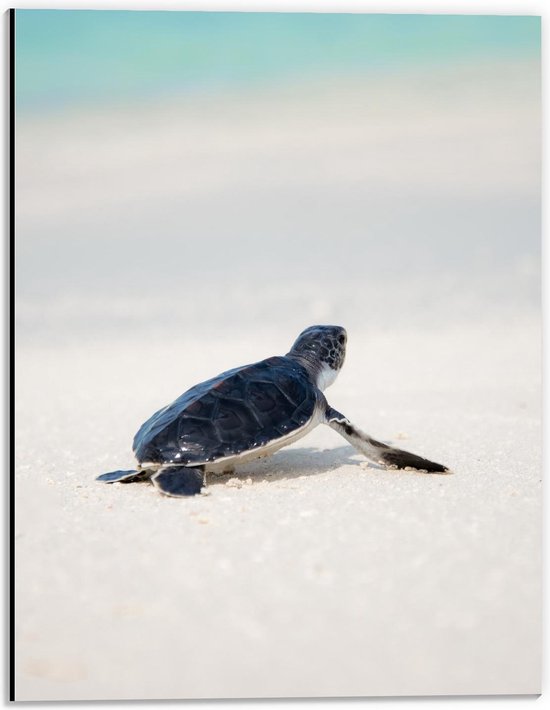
[16,11,540,112]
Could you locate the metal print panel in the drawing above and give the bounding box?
[14,9,541,701]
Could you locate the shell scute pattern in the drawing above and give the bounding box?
[133,357,317,466]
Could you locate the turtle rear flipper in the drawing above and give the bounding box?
[97,469,151,483]
[151,466,205,497]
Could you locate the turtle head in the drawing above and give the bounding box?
[287,325,347,391]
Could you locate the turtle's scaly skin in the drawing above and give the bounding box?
[133,356,319,467]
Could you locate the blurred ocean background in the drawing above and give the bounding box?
[15,11,541,345]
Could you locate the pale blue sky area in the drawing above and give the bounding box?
[16,11,540,111]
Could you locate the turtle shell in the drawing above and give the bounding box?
[133,356,319,466]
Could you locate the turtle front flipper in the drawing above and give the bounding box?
[325,407,449,473]
[97,469,152,483]
[151,466,205,497]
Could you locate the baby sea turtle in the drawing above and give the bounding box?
[98,325,448,497]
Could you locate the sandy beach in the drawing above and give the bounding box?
[15,320,541,700]
[15,54,541,700]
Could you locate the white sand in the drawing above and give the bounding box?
[15,320,541,700]
[15,62,541,700]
